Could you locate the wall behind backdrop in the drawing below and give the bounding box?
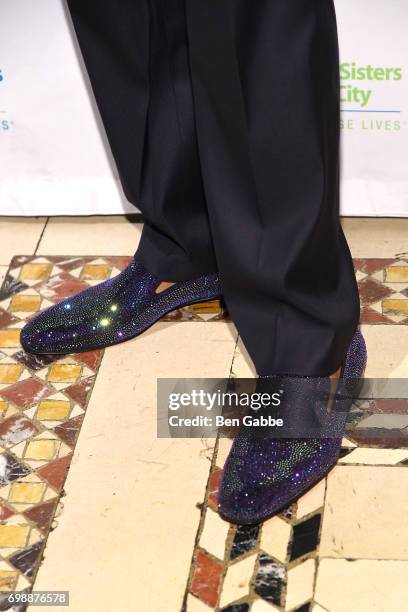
[0,0,407,216]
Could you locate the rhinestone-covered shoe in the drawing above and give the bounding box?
[20,260,221,354]
[218,329,367,524]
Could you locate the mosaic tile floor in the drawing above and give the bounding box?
[355,257,408,324]
[184,257,408,611]
[0,254,406,611]
[0,255,225,609]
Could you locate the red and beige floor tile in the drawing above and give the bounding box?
[33,320,237,611]
[0,223,406,610]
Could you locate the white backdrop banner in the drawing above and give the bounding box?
[0,0,407,216]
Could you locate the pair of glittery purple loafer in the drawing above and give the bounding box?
[217,329,367,524]
[20,259,366,525]
[20,259,221,354]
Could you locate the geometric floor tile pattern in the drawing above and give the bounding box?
[0,255,226,610]
[186,442,326,611]
[0,255,407,611]
[184,257,408,611]
[185,437,408,611]
[0,261,102,609]
[355,257,408,324]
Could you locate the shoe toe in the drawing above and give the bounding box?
[19,321,38,353]
[218,480,272,524]
[20,310,63,354]
[218,439,340,524]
